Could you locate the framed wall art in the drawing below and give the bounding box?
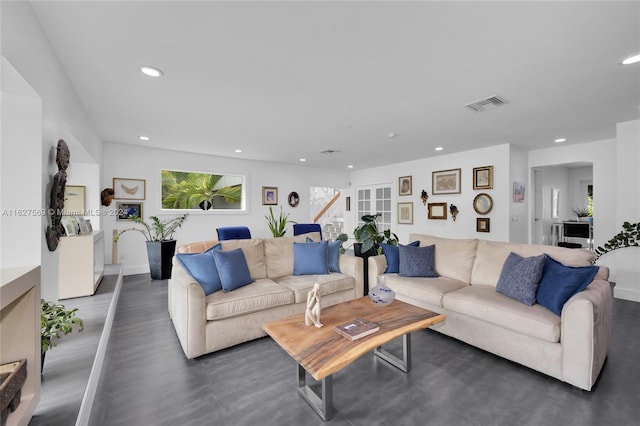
[473,193,493,215]
[473,166,493,190]
[513,181,525,202]
[117,202,143,221]
[62,185,86,215]
[397,202,413,224]
[288,191,300,208]
[432,169,461,195]
[477,217,491,233]
[398,176,412,196]
[262,186,278,205]
[428,202,448,220]
[113,178,146,200]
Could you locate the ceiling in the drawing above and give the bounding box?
[30,1,639,171]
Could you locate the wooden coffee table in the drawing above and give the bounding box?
[263,297,445,420]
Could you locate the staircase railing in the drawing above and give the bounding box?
[313,191,341,224]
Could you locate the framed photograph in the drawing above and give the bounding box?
[61,217,76,236]
[397,202,413,224]
[473,166,494,190]
[428,202,448,220]
[477,217,491,233]
[62,185,86,215]
[473,193,493,215]
[117,202,143,221]
[288,191,300,208]
[113,177,146,200]
[262,186,278,205]
[398,176,412,196]
[77,217,91,234]
[432,169,461,195]
[513,181,525,202]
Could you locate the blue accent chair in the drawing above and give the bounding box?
[293,223,322,240]
[216,226,252,241]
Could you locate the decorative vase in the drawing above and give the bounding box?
[369,276,395,306]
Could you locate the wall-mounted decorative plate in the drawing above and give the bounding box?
[473,193,493,215]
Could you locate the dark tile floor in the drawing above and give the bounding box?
[33,274,640,426]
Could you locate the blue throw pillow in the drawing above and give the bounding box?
[495,252,545,305]
[294,240,329,275]
[382,241,419,273]
[398,244,438,277]
[175,244,222,296]
[211,248,254,292]
[306,237,340,272]
[536,255,599,316]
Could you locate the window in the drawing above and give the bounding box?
[161,170,245,211]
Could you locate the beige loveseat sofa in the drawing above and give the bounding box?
[168,233,364,359]
[368,233,611,391]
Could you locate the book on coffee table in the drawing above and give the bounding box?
[334,318,379,341]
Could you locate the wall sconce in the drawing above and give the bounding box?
[449,204,459,221]
[420,190,429,205]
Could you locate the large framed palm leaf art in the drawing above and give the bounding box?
[161,170,246,211]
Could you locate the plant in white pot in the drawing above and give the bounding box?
[115,214,188,279]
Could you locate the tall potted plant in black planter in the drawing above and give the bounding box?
[115,214,188,280]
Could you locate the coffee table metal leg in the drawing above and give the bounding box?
[374,333,412,373]
[297,364,334,420]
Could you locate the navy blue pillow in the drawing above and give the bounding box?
[175,244,222,295]
[382,241,419,273]
[536,255,599,316]
[212,248,254,292]
[495,252,545,305]
[398,244,438,277]
[294,240,329,275]
[306,237,340,272]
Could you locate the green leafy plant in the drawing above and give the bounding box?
[352,214,398,254]
[265,206,295,237]
[571,207,591,218]
[593,221,640,263]
[41,299,84,354]
[114,213,188,242]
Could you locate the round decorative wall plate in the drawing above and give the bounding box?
[473,193,493,215]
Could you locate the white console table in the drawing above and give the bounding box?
[58,231,105,299]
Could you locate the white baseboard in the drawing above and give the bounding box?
[614,287,640,303]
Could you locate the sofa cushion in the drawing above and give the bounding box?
[443,285,561,343]
[327,240,342,273]
[536,255,599,316]
[212,248,254,292]
[399,244,438,277]
[175,244,222,295]
[294,240,329,275]
[495,252,545,305]
[274,273,355,303]
[382,241,419,273]
[220,238,267,280]
[471,239,596,287]
[205,279,295,320]
[409,234,478,283]
[264,234,321,278]
[385,274,468,309]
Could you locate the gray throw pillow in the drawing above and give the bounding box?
[496,252,545,305]
[398,244,438,277]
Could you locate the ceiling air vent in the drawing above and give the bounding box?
[320,149,341,155]
[464,95,508,113]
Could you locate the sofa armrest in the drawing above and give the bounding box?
[561,279,612,390]
[368,255,388,290]
[339,254,364,298]
[168,259,207,359]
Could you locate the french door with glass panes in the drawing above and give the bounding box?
[356,185,392,232]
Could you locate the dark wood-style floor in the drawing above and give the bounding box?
[32,274,640,426]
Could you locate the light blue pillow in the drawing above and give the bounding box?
[294,240,329,275]
[495,252,545,305]
[398,244,438,277]
[175,244,222,296]
[382,241,419,273]
[212,248,254,292]
[536,255,599,316]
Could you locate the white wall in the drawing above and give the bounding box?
[103,143,350,275]
[347,144,512,244]
[2,2,103,301]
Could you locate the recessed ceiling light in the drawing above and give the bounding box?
[234,149,242,153]
[299,158,306,162]
[347,165,354,169]
[435,146,443,151]
[621,53,640,65]
[388,132,397,139]
[140,65,163,77]
[555,138,566,143]
[139,136,150,141]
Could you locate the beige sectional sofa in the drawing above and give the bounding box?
[168,233,364,359]
[368,233,612,391]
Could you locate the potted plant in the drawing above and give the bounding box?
[115,213,188,279]
[352,214,398,256]
[41,299,84,372]
[571,207,592,221]
[265,206,295,237]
